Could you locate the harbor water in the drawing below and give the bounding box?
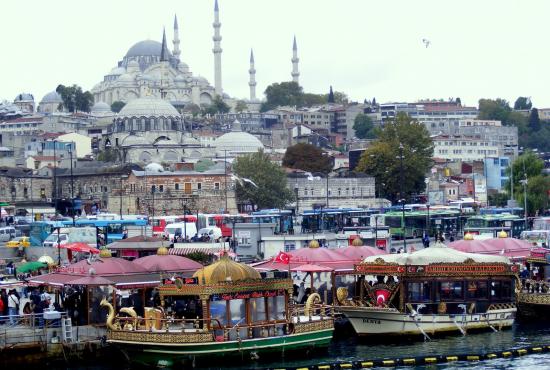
[38,322,550,369]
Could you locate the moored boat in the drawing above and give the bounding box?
[101,256,334,367]
[337,242,518,339]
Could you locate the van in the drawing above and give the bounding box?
[164,222,198,242]
[197,227,223,242]
[0,227,16,242]
[43,232,69,248]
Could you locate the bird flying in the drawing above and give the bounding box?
[231,174,258,188]
[422,38,431,48]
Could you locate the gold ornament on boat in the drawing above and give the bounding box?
[304,293,321,316]
[193,257,260,285]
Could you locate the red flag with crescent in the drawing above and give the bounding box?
[375,289,391,307]
[274,251,290,265]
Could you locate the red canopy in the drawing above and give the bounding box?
[69,256,148,275]
[291,264,334,273]
[448,238,541,260]
[133,254,203,273]
[60,242,100,254]
[252,246,357,273]
[335,245,386,261]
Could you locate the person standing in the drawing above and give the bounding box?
[7,290,19,325]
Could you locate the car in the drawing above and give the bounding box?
[197,227,223,242]
[6,236,30,248]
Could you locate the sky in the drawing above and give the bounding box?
[2,0,550,108]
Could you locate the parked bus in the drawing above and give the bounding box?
[152,215,197,236]
[300,208,376,233]
[197,214,235,238]
[480,207,524,217]
[533,217,550,231]
[520,230,550,247]
[250,209,294,234]
[61,219,148,245]
[382,209,462,239]
[464,214,525,238]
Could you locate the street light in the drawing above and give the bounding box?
[520,176,528,230]
[398,143,407,252]
[68,143,75,226]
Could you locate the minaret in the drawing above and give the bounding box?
[173,14,181,60]
[212,0,223,95]
[160,28,168,62]
[291,35,300,84]
[248,49,257,101]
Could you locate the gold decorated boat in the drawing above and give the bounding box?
[101,257,334,367]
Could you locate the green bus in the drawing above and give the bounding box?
[383,209,462,239]
[464,213,526,238]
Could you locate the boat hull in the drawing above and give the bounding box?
[339,307,516,337]
[107,324,334,367]
[517,292,550,320]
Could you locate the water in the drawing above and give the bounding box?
[49,322,550,369]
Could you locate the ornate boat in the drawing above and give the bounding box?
[337,242,518,338]
[101,257,334,367]
[516,249,550,319]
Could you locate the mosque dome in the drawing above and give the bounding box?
[91,101,112,114]
[193,257,261,285]
[40,91,63,104]
[215,120,264,154]
[125,40,172,58]
[137,73,153,82]
[144,162,164,172]
[121,134,151,147]
[118,97,180,117]
[108,66,126,76]
[14,93,34,102]
[174,74,186,83]
[118,73,135,83]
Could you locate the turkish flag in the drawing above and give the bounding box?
[375,289,391,307]
[274,251,290,265]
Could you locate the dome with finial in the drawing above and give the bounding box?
[351,237,364,247]
[308,239,320,249]
[498,230,508,238]
[38,255,55,266]
[157,246,169,256]
[193,257,260,285]
[99,249,112,258]
[464,233,474,241]
[215,119,264,155]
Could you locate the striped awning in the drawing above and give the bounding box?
[169,246,220,256]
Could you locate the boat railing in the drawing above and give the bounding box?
[291,302,334,321]
[521,278,550,294]
[114,315,222,333]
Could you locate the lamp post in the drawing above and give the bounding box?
[224,150,228,213]
[68,143,75,226]
[325,172,329,208]
[119,174,125,220]
[399,143,407,252]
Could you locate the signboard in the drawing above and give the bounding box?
[162,277,198,286]
[425,264,507,274]
[354,263,403,275]
[237,231,251,238]
[375,239,387,248]
[212,289,286,301]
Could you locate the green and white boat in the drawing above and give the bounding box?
[101,257,334,367]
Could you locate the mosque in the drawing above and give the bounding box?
[89,0,301,109]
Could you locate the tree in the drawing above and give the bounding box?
[515,175,550,216]
[302,93,326,107]
[455,97,462,106]
[235,100,248,113]
[478,98,511,123]
[211,95,230,114]
[327,86,335,103]
[233,151,295,209]
[97,148,118,162]
[282,143,333,174]
[183,103,201,117]
[353,113,377,139]
[529,108,541,131]
[506,151,544,191]
[488,193,509,207]
[111,101,126,113]
[514,96,532,110]
[356,112,434,203]
[56,84,94,112]
[261,82,304,111]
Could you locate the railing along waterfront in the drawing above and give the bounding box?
[0,312,67,349]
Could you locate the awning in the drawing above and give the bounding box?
[169,246,220,256]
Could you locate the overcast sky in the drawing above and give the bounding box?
[2,0,549,108]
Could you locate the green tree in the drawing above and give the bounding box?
[111,101,126,113]
[515,175,550,216]
[56,84,94,112]
[261,82,304,111]
[353,113,377,139]
[183,103,201,117]
[282,143,333,174]
[97,148,118,162]
[506,151,544,191]
[233,151,295,209]
[235,100,248,113]
[529,108,541,131]
[302,93,326,107]
[488,193,509,207]
[211,95,230,114]
[514,97,532,110]
[356,112,434,203]
[478,98,511,123]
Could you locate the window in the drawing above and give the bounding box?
[159,185,164,193]
[151,185,156,193]
[214,182,220,190]
[466,280,488,299]
[197,183,202,190]
[175,183,179,190]
[407,281,432,302]
[438,281,463,300]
